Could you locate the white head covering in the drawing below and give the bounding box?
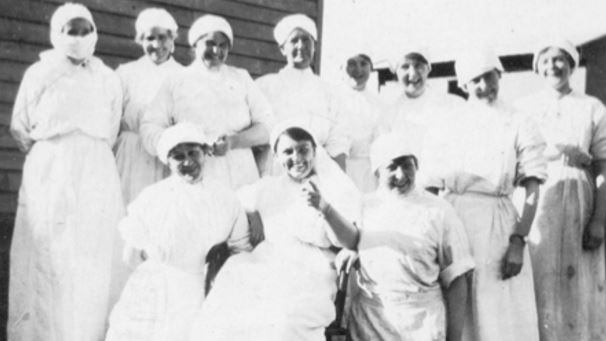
[157,123,211,164]
[455,49,504,85]
[49,3,97,48]
[273,14,317,46]
[135,8,178,41]
[188,14,233,47]
[370,133,423,172]
[532,39,579,72]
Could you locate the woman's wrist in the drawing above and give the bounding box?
[509,233,526,247]
[320,201,331,215]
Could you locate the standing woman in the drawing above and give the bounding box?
[114,8,183,204]
[140,14,272,189]
[8,3,123,340]
[515,40,606,340]
[256,14,350,171]
[430,50,547,341]
[340,51,381,193]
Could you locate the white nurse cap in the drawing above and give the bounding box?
[157,122,211,164]
[135,8,178,41]
[370,132,423,172]
[532,38,579,72]
[188,14,233,47]
[455,49,504,86]
[273,14,317,46]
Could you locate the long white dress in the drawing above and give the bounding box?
[256,67,350,160]
[380,90,464,187]
[140,62,273,189]
[339,86,382,193]
[350,188,475,341]
[105,176,251,341]
[515,90,606,341]
[431,99,547,341]
[188,160,361,341]
[8,50,124,341]
[114,56,182,204]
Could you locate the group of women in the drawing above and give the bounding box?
[7,2,606,341]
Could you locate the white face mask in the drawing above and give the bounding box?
[55,33,97,61]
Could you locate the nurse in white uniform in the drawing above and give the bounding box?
[141,14,273,189]
[256,14,350,171]
[114,8,183,204]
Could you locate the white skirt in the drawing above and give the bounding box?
[8,132,124,341]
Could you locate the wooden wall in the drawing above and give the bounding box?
[0,0,322,335]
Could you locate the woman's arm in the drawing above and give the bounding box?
[446,272,470,341]
[214,123,269,156]
[501,177,540,279]
[583,160,606,250]
[304,181,359,249]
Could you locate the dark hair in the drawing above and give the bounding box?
[403,52,429,66]
[273,127,317,152]
[392,155,419,169]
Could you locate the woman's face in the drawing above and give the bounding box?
[167,143,209,183]
[194,31,230,68]
[536,47,573,92]
[346,55,371,87]
[275,135,316,181]
[396,57,430,98]
[464,69,500,104]
[280,28,315,70]
[140,27,174,65]
[378,156,417,195]
[63,17,94,36]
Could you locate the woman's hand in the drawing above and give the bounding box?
[583,219,605,250]
[213,135,232,156]
[501,240,524,280]
[557,144,592,168]
[302,181,329,213]
[335,248,359,274]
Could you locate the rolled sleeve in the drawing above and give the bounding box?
[226,202,252,253]
[515,115,548,186]
[438,206,475,288]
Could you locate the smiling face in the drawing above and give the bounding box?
[346,55,371,87]
[167,143,209,183]
[140,27,174,65]
[464,69,500,104]
[194,31,230,68]
[378,155,417,195]
[396,56,430,98]
[280,28,315,70]
[536,47,573,93]
[275,133,316,182]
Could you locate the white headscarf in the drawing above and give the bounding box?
[135,8,178,41]
[49,3,98,60]
[455,49,504,86]
[532,39,579,72]
[273,14,317,46]
[188,14,233,47]
[156,123,211,164]
[370,132,423,173]
[390,47,431,73]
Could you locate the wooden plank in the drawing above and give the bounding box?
[0,125,17,150]
[0,83,18,105]
[0,18,284,63]
[0,104,13,126]
[0,60,29,84]
[0,193,18,214]
[0,150,24,171]
[0,41,47,66]
[226,0,317,15]
[0,171,21,193]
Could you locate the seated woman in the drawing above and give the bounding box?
[188,125,361,341]
[106,123,252,341]
[340,133,475,341]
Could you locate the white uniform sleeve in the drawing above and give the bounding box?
[140,77,174,156]
[10,66,36,153]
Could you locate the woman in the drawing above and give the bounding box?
[429,50,547,341]
[140,14,272,189]
[341,133,474,341]
[188,125,361,341]
[106,123,251,341]
[380,49,463,186]
[515,40,606,340]
[8,4,123,340]
[340,51,381,193]
[256,14,350,171]
[114,8,183,204]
